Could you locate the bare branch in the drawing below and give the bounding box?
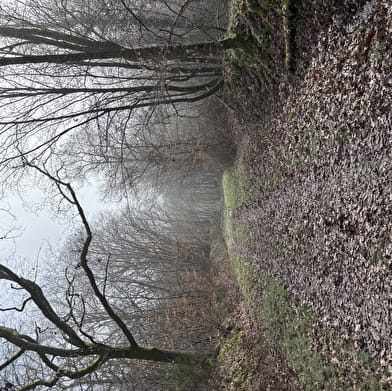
[0,349,25,371]
[19,355,107,391]
[102,253,111,297]
[24,163,139,347]
[0,326,83,357]
[0,264,86,348]
[0,297,32,312]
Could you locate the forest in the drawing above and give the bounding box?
[0,0,391,390]
[0,0,231,389]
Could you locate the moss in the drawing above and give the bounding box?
[220,330,245,356]
[281,0,298,72]
[222,149,260,211]
[216,329,253,390]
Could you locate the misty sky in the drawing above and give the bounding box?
[0,177,122,328]
[0,179,114,266]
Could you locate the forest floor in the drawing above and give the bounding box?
[211,0,392,390]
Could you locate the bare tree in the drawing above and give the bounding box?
[45,199,215,344]
[0,164,209,391]
[56,99,231,197]
[0,0,239,172]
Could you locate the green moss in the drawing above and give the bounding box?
[218,330,245,359]
[216,329,252,390]
[222,150,260,211]
[222,171,239,211]
[281,0,298,72]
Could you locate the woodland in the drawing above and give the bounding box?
[0,0,391,390]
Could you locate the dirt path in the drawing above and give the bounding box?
[233,0,392,366]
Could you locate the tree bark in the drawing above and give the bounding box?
[0,36,242,67]
[107,345,208,364]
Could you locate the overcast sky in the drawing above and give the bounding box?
[0,178,116,267]
[0,176,123,328]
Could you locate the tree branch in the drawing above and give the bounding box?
[0,265,86,348]
[0,326,83,357]
[0,349,25,370]
[0,296,32,312]
[25,164,139,347]
[19,354,107,391]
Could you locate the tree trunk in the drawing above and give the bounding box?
[108,345,209,365]
[0,36,244,67]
